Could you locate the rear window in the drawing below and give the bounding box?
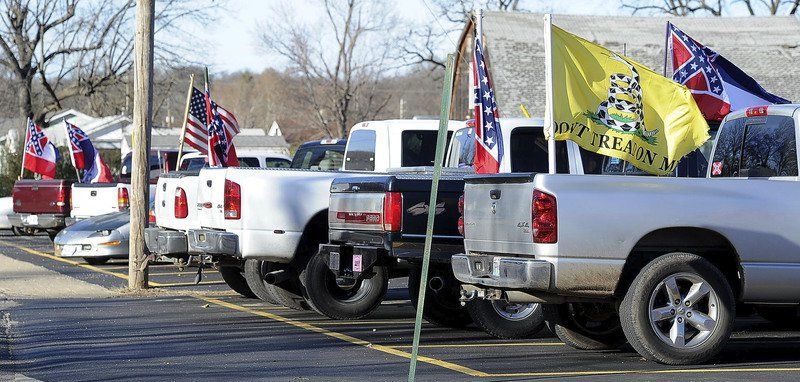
[344,130,376,171]
[264,158,291,168]
[238,157,261,167]
[712,115,797,177]
[509,126,568,173]
[446,127,475,168]
[401,130,453,167]
[291,145,345,170]
[179,157,206,171]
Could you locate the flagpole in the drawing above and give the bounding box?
[63,122,81,182]
[176,74,195,169]
[663,22,670,77]
[544,13,556,174]
[204,67,215,167]
[19,118,29,180]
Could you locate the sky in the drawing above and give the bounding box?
[180,0,623,74]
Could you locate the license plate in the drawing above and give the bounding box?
[352,254,363,273]
[61,245,78,256]
[24,215,38,225]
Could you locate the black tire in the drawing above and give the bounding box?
[219,266,257,299]
[12,226,24,236]
[244,259,309,310]
[84,257,110,265]
[304,250,388,320]
[543,302,626,350]
[243,259,281,305]
[467,300,545,339]
[619,252,735,365]
[408,263,472,328]
[756,306,800,328]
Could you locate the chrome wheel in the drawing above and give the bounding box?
[491,301,539,321]
[648,272,719,349]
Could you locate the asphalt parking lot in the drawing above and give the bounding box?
[2,232,800,381]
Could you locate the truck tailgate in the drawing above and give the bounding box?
[463,173,534,255]
[12,179,71,214]
[154,172,200,231]
[70,183,127,219]
[195,168,228,229]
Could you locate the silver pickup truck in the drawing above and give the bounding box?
[453,104,799,365]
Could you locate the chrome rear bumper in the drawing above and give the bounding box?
[187,229,238,256]
[451,254,551,291]
[145,227,188,256]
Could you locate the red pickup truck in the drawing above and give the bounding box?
[9,179,73,240]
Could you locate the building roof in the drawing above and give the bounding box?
[454,12,800,118]
[123,129,289,151]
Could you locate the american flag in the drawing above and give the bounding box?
[667,22,789,121]
[185,86,240,156]
[472,33,503,174]
[203,83,238,167]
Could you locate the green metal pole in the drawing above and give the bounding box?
[408,53,456,382]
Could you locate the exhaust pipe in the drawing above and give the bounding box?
[428,276,445,292]
[264,269,292,285]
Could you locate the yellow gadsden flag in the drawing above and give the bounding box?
[549,25,709,175]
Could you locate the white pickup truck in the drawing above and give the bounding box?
[454,105,799,365]
[146,120,464,307]
[70,152,290,223]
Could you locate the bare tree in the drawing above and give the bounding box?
[260,0,398,138]
[622,0,800,15]
[399,0,523,70]
[0,0,217,124]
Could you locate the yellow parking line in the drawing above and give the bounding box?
[487,367,800,378]
[155,281,225,288]
[194,295,489,377]
[0,240,186,289]
[0,240,132,281]
[389,342,564,349]
[302,320,417,326]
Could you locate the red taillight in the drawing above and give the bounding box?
[457,216,464,236]
[148,208,156,224]
[457,194,464,215]
[174,187,188,219]
[532,190,557,244]
[117,187,129,211]
[224,179,241,220]
[383,192,402,232]
[57,187,67,207]
[745,106,768,117]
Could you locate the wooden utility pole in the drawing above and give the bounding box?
[129,0,155,289]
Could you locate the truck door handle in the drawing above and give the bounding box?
[489,189,501,200]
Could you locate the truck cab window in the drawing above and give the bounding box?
[739,116,797,177]
[710,118,746,177]
[292,146,344,170]
[401,130,453,167]
[344,130,377,171]
[446,127,475,168]
[238,157,261,167]
[264,158,291,168]
[509,126,568,173]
